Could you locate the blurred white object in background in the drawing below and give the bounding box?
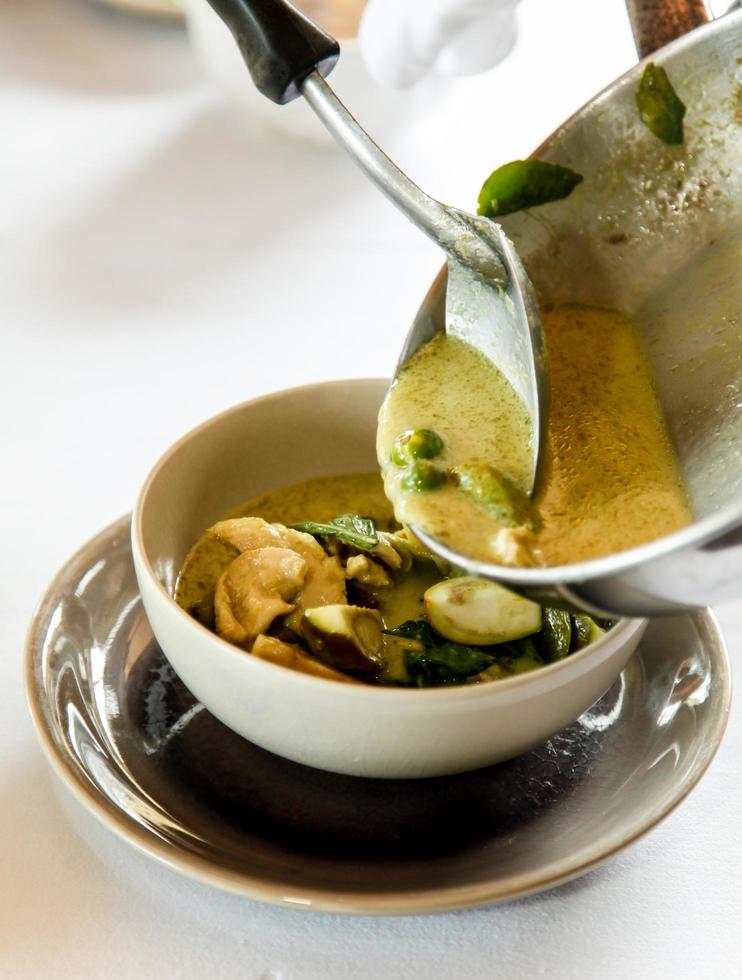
[182,0,443,143]
[359,0,521,87]
[93,0,183,18]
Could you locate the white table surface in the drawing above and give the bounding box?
[2,1,740,977]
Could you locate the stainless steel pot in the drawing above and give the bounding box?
[406,0,742,616]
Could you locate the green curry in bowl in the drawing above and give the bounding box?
[174,303,696,687]
[176,473,606,688]
[174,301,691,688]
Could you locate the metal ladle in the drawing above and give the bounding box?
[206,0,548,496]
[205,0,742,620]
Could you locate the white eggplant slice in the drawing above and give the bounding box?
[302,604,384,674]
[572,614,606,649]
[424,577,542,646]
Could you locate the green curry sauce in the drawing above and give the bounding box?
[176,473,396,629]
[174,472,583,686]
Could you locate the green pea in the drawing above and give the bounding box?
[401,460,445,493]
[392,428,444,466]
[452,462,534,527]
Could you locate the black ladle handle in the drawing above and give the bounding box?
[205,0,339,104]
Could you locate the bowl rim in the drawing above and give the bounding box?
[133,377,645,702]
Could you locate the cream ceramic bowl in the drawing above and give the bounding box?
[132,379,647,778]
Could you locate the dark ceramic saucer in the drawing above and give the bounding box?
[26,517,730,914]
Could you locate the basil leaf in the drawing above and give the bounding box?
[499,637,545,674]
[289,513,378,551]
[477,160,583,219]
[385,619,440,646]
[406,643,495,687]
[635,63,685,145]
[388,619,495,686]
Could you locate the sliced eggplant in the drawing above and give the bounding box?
[372,531,413,572]
[424,576,541,646]
[572,614,606,650]
[302,604,384,675]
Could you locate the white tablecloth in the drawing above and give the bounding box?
[2,1,740,977]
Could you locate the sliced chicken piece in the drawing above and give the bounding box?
[346,554,391,588]
[212,517,320,556]
[214,546,307,647]
[211,517,346,629]
[490,526,537,567]
[251,634,361,684]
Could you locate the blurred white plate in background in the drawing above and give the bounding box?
[92,0,183,20]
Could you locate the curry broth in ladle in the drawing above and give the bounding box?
[378,304,692,566]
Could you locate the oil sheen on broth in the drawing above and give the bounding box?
[377,304,692,566]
